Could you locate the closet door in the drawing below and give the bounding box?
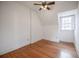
[14,5,31,47]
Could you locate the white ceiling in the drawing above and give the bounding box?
[16,1,78,26]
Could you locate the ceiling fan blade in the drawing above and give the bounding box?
[47,2,55,5]
[42,1,46,5]
[39,8,42,11]
[34,3,41,5]
[47,7,50,10]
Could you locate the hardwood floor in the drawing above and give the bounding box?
[0,39,78,58]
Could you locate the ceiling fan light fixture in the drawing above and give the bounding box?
[43,7,47,10]
[45,5,47,8]
[40,5,48,10]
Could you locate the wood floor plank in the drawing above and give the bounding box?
[30,44,59,58]
[0,39,78,58]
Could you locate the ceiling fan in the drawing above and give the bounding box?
[34,1,55,11]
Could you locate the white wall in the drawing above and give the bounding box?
[0,2,42,55]
[42,2,78,42]
[43,25,58,42]
[31,11,43,43]
[74,2,79,56]
[13,1,78,43]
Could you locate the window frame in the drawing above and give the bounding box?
[59,15,75,31]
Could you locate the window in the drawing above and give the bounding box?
[59,15,74,30]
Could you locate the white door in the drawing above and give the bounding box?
[58,10,76,42]
[59,15,75,42]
